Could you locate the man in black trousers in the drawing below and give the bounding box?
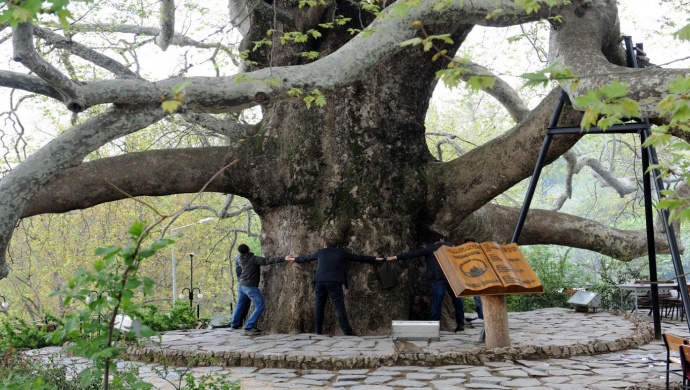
[386,234,466,332]
[288,239,383,336]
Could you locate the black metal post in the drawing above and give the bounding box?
[642,126,690,334]
[181,253,202,318]
[511,91,569,243]
[511,36,689,337]
[639,130,662,338]
[189,253,194,310]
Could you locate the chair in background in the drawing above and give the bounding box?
[663,332,689,389]
[637,291,673,316]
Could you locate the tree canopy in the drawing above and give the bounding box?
[1,0,690,332]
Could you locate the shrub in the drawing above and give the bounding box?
[133,301,209,332]
[0,316,63,350]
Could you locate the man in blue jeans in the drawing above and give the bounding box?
[230,244,288,334]
[386,235,465,332]
[232,254,251,327]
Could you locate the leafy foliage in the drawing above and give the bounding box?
[0,346,101,390]
[574,82,640,130]
[179,374,241,390]
[507,246,578,311]
[0,315,63,350]
[49,220,172,389]
[132,300,208,332]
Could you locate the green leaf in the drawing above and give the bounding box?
[674,24,690,41]
[129,220,145,237]
[12,8,35,23]
[399,37,423,47]
[161,100,181,113]
[287,88,303,97]
[95,246,121,259]
[151,238,174,250]
[93,259,105,271]
[666,76,690,95]
[171,80,191,94]
[125,278,142,289]
[303,95,315,109]
[600,81,629,99]
[57,9,73,27]
[315,94,326,107]
[597,116,623,130]
[139,248,155,258]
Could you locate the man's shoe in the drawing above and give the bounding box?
[344,331,357,336]
[465,317,477,323]
[230,326,242,330]
[454,327,464,333]
[244,327,262,335]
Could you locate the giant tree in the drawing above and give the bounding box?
[0,0,688,334]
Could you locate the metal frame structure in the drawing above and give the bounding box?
[511,36,690,338]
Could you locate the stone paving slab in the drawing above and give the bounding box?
[24,308,690,389]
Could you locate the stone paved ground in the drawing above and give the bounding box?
[26,308,690,389]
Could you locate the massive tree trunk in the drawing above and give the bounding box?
[239,4,476,332]
[0,0,687,332]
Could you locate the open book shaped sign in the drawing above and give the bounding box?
[434,242,543,297]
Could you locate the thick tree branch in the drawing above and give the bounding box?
[0,105,166,278]
[548,1,690,118]
[552,149,576,211]
[460,61,531,123]
[32,26,139,79]
[443,203,669,262]
[12,23,85,112]
[0,71,62,99]
[156,0,175,51]
[24,0,566,113]
[575,155,637,196]
[428,88,584,230]
[21,147,238,218]
[180,112,257,140]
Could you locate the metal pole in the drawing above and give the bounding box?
[643,126,690,333]
[511,133,553,243]
[171,247,177,304]
[169,217,214,306]
[511,90,568,243]
[639,129,662,339]
[189,253,194,310]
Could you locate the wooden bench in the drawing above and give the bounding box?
[663,332,690,389]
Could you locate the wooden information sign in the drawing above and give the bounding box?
[434,241,543,297]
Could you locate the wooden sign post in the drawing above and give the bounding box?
[434,242,543,348]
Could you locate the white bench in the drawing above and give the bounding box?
[391,320,440,341]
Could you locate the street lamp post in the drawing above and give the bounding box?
[171,217,214,304]
[179,253,203,317]
[0,295,8,311]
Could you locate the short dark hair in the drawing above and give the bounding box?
[463,236,477,243]
[324,239,338,247]
[238,244,250,254]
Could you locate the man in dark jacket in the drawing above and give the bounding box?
[230,244,288,334]
[289,240,383,336]
[386,235,466,332]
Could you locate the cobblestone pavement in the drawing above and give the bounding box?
[27,308,690,389]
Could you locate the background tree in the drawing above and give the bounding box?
[0,0,689,333]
